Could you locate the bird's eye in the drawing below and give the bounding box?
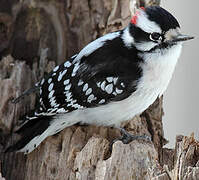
[150,32,162,41]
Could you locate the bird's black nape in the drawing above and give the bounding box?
[145,6,180,32]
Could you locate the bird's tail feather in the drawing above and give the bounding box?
[5,111,80,154]
[5,115,53,154]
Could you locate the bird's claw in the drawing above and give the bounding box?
[109,128,151,152]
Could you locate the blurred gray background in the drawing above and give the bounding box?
[161,0,199,147]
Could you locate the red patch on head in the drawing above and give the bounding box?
[140,7,145,10]
[131,15,138,25]
[131,7,145,25]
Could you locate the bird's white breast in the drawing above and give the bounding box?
[139,44,182,97]
[80,44,182,127]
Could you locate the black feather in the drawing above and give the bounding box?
[37,32,142,112]
[76,35,142,103]
[5,116,52,153]
[145,6,180,31]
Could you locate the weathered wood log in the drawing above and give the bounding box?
[156,134,199,180]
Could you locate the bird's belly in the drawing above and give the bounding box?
[80,88,158,127]
[81,87,160,127]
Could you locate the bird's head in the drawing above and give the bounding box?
[123,6,194,52]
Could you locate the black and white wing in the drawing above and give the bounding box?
[6,30,142,153]
[38,31,142,115]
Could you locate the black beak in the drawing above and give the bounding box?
[171,34,194,43]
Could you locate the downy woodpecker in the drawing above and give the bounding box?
[6,6,194,154]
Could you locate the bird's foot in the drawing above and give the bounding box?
[118,128,151,143]
[109,128,151,152]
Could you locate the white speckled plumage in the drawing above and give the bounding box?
[105,84,113,94]
[83,83,88,92]
[48,83,54,91]
[64,61,71,68]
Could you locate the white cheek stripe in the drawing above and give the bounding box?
[135,41,157,51]
[122,27,135,47]
[73,32,120,63]
[136,10,161,34]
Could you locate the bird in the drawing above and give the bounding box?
[6,6,194,154]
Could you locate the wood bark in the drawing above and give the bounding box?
[0,0,198,179]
